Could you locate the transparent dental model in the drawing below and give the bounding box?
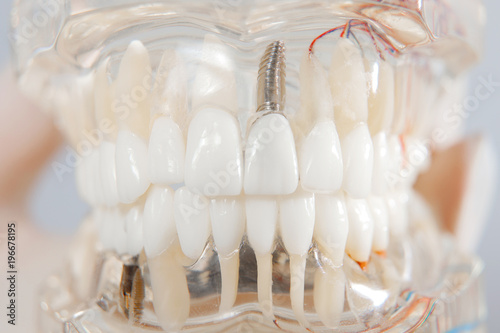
[11,0,487,332]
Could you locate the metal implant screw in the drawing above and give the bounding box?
[257,40,286,113]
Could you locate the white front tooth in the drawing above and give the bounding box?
[368,196,389,253]
[113,209,128,255]
[148,247,190,332]
[244,114,299,195]
[185,109,243,196]
[143,185,176,258]
[279,190,315,328]
[210,197,245,312]
[387,191,409,237]
[329,38,369,136]
[371,132,390,195]
[125,205,144,256]
[115,130,150,204]
[341,124,374,198]
[148,116,185,185]
[100,141,119,206]
[300,120,343,193]
[246,196,278,320]
[366,60,395,136]
[173,186,211,260]
[314,267,345,328]
[314,193,349,267]
[345,197,374,264]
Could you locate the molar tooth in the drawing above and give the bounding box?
[368,196,389,254]
[210,197,245,312]
[341,124,374,198]
[99,141,119,206]
[279,190,315,328]
[345,196,374,264]
[125,204,144,256]
[246,196,278,320]
[148,116,185,185]
[143,185,176,258]
[173,186,211,260]
[314,266,346,328]
[371,132,391,195]
[314,193,349,267]
[185,108,243,196]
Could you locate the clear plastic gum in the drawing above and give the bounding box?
[10,0,487,332]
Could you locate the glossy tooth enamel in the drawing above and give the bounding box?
[341,124,374,198]
[246,196,278,320]
[113,209,128,255]
[173,186,211,260]
[210,197,245,312]
[314,193,349,267]
[279,190,315,328]
[345,196,374,264]
[368,196,389,253]
[371,132,391,195]
[125,204,145,256]
[314,267,346,328]
[99,141,119,206]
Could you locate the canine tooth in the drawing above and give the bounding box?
[115,130,150,204]
[173,187,211,260]
[300,121,343,193]
[185,109,243,196]
[143,185,176,258]
[246,196,278,319]
[341,124,374,198]
[125,205,144,256]
[244,114,299,195]
[279,190,315,328]
[148,116,185,185]
[148,246,190,332]
[345,197,374,264]
[329,38,369,137]
[372,132,390,195]
[366,60,395,136]
[314,267,345,328]
[368,196,389,253]
[99,141,119,206]
[314,193,349,267]
[210,197,245,312]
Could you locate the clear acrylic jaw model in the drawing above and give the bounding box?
[11,0,487,332]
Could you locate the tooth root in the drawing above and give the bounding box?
[329,38,369,137]
[115,130,150,204]
[95,60,117,141]
[314,193,349,267]
[279,190,315,328]
[143,185,176,258]
[210,197,245,312]
[100,141,119,206]
[246,196,278,319]
[366,60,395,136]
[368,196,389,253]
[148,116,185,185]
[345,197,374,264]
[185,109,243,196]
[125,205,144,256]
[244,114,299,195]
[341,124,374,198]
[372,132,390,195]
[300,120,343,193]
[148,246,190,332]
[314,267,345,328]
[192,34,238,113]
[173,187,211,260]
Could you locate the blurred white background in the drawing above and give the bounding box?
[0,0,499,330]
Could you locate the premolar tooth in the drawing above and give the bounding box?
[314,193,349,267]
[371,132,390,195]
[143,185,176,258]
[244,114,298,195]
[99,141,119,206]
[173,186,211,260]
[314,266,346,328]
[345,196,374,264]
[341,124,374,198]
[368,196,389,254]
[279,190,315,328]
[125,204,144,256]
[185,108,243,196]
[246,196,278,320]
[210,197,245,312]
[148,116,185,185]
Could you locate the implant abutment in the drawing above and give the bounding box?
[257,40,287,114]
